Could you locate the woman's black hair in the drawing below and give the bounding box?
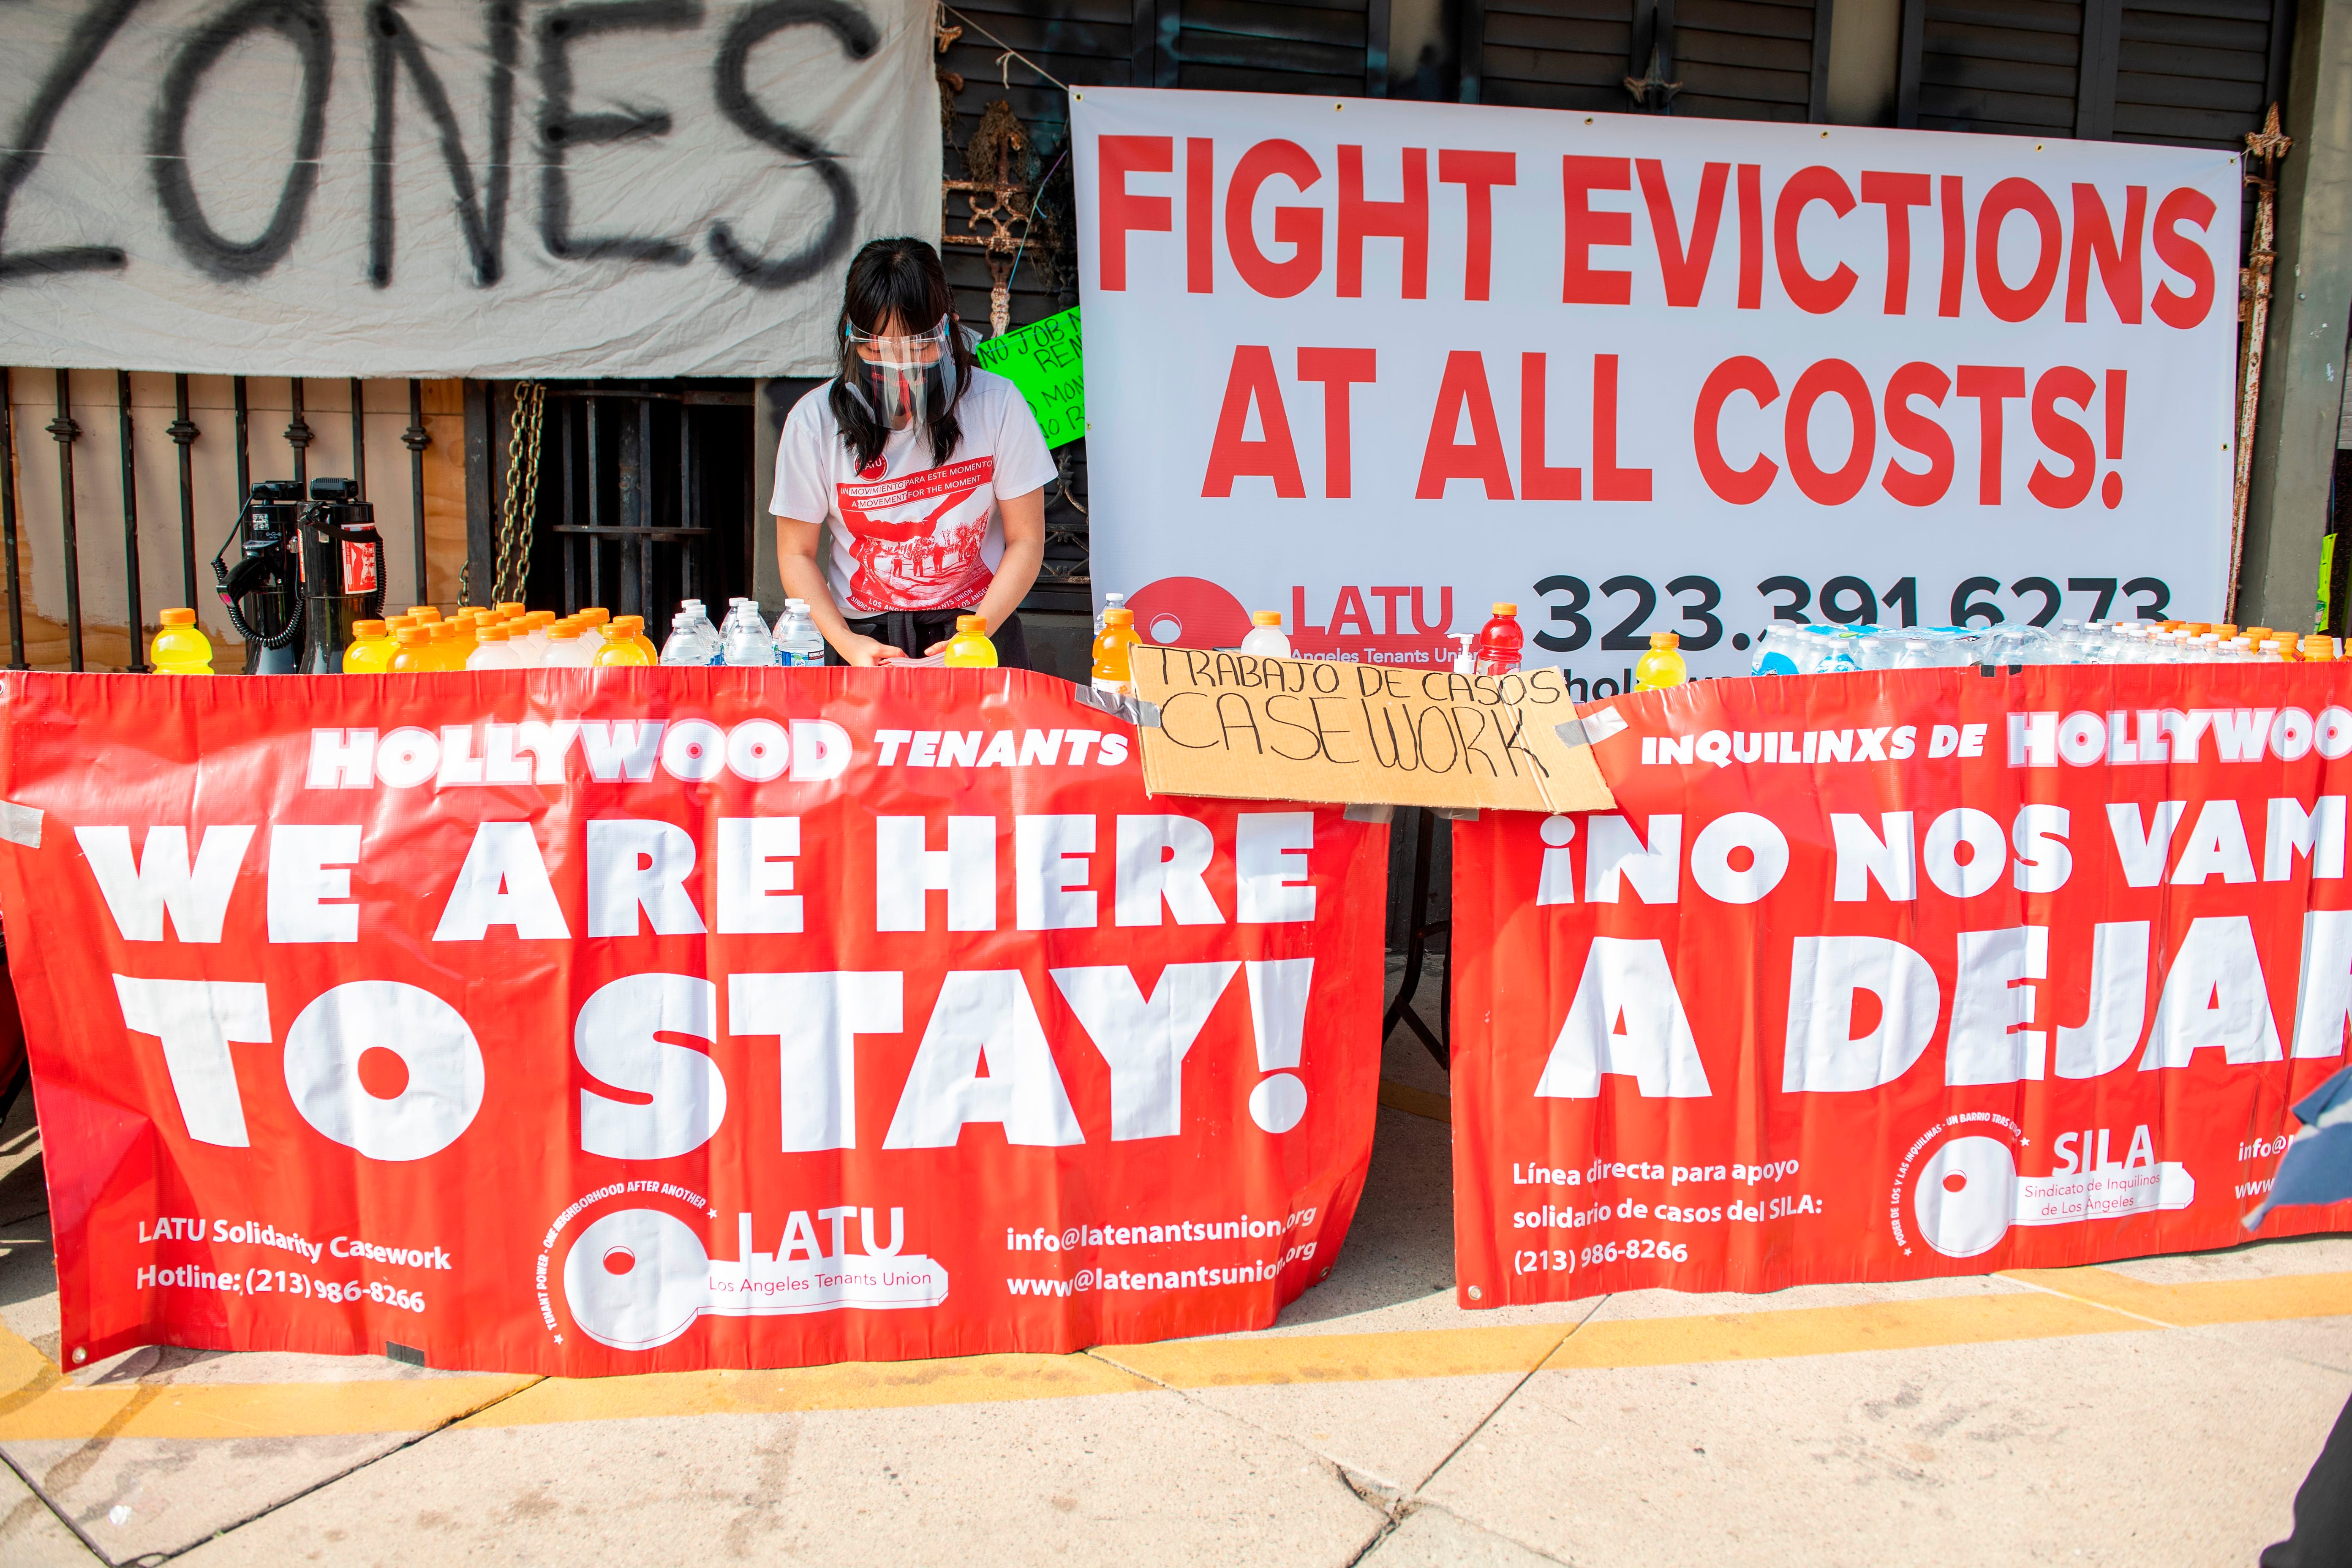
[828,237,976,471]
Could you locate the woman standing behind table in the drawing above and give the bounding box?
[772,237,1057,667]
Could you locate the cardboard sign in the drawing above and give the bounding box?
[1131,646,1617,814]
[975,307,1086,448]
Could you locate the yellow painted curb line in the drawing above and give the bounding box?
[0,1375,534,1442]
[2003,1267,2352,1327]
[0,1268,2344,1439]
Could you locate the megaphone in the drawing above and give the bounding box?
[212,480,304,675]
[295,479,387,674]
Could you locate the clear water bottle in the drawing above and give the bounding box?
[1750,626,1806,675]
[685,602,724,664]
[659,613,707,666]
[773,599,825,667]
[722,605,778,666]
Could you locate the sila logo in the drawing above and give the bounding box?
[1906,1124,2194,1259]
[563,1206,947,1351]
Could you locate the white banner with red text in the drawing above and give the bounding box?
[1453,664,2352,1305]
[1073,87,2238,681]
[0,668,1386,1373]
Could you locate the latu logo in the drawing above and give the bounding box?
[1124,577,1252,649]
[562,1206,948,1350]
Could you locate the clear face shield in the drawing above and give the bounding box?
[845,314,958,430]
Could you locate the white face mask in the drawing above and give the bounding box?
[845,313,958,430]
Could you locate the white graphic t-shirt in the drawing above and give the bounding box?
[770,370,1057,615]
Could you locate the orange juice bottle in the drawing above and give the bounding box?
[591,623,653,667]
[1092,607,1141,696]
[388,625,434,672]
[150,608,214,674]
[612,615,657,661]
[343,619,397,674]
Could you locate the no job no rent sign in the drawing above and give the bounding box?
[1074,90,2241,679]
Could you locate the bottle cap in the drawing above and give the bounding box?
[1104,608,1134,626]
[395,626,428,645]
[352,620,387,637]
[956,615,988,633]
[615,615,644,634]
[159,607,196,627]
[1491,602,1517,615]
[548,621,580,639]
[406,605,442,622]
[1650,631,1679,648]
[527,610,556,629]
[479,625,510,642]
[495,602,524,615]
[1105,592,1126,605]
[600,622,628,638]
[1252,611,1282,626]
[579,607,610,626]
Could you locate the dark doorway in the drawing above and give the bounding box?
[497,380,756,626]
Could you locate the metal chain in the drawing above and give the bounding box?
[462,382,547,607]
[498,383,547,605]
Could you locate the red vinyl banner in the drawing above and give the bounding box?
[1452,664,2352,1306]
[0,669,1385,1374]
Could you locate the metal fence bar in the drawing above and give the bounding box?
[169,374,199,608]
[116,370,144,672]
[620,397,648,619]
[585,397,602,612]
[404,379,429,602]
[0,367,22,669]
[286,377,311,490]
[233,376,250,502]
[678,402,694,604]
[47,370,82,672]
[561,399,579,613]
[348,376,366,500]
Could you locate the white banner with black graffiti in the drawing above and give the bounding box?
[0,0,938,377]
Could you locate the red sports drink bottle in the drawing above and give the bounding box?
[1473,602,1524,676]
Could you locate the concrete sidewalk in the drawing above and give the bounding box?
[0,1001,2345,1566]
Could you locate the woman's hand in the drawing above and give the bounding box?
[835,633,906,667]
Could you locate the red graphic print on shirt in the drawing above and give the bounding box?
[833,456,998,610]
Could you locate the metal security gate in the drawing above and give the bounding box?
[479,380,756,630]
